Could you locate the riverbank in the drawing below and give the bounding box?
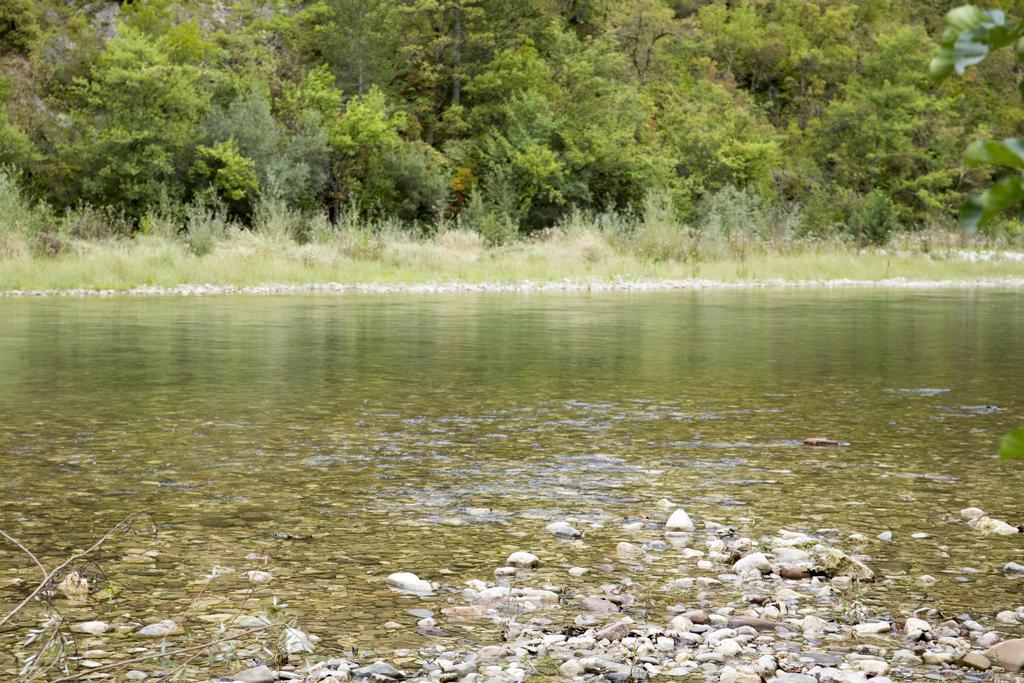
[1,228,1024,295]
[5,277,1024,298]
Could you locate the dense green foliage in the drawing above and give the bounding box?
[929,5,1024,459]
[2,0,1023,242]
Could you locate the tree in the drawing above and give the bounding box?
[931,5,1024,458]
[66,29,211,216]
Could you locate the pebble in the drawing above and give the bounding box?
[958,651,992,670]
[1003,561,1024,576]
[984,638,1024,671]
[665,508,695,532]
[386,572,433,594]
[230,665,276,683]
[876,531,892,542]
[616,542,641,558]
[546,521,582,539]
[506,551,540,568]
[733,553,771,575]
[135,620,179,638]
[71,620,109,635]
[853,621,890,636]
[241,570,273,584]
[996,610,1020,625]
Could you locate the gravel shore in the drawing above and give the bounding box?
[4,277,1024,298]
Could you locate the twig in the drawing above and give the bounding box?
[0,512,155,628]
[45,623,275,683]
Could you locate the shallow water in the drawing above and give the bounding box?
[1,291,1023,667]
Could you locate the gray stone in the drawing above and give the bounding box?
[728,616,782,632]
[958,651,991,670]
[506,551,540,568]
[768,676,817,683]
[136,620,179,638]
[71,621,109,635]
[984,638,1024,671]
[580,596,619,613]
[595,618,632,642]
[1003,562,1024,576]
[230,665,275,683]
[665,509,695,532]
[353,662,405,680]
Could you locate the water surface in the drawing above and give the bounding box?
[1,291,1022,661]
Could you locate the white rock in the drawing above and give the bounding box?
[386,572,433,594]
[546,522,582,539]
[1003,562,1024,576]
[733,553,771,575]
[71,621,109,635]
[960,507,986,520]
[668,615,693,633]
[802,615,831,633]
[972,516,1018,535]
[136,620,179,638]
[752,655,776,677]
[506,551,540,568]
[853,659,889,675]
[665,509,695,532]
[905,617,931,634]
[773,547,810,562]
[559,659,585,678]
[853,621,890,635]
[996,610,1020,625]
[616,542,641,558]
[978,631,1001,648]
[568,567,587,577]
[284,627,316,654]
[241,570,273,584]
[877,531,892,542]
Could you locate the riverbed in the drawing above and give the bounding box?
[0,291,1022,679]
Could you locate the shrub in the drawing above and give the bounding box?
[848,189,902,245]
[631,190,693,262]
[253,198,306,242]
[0,167,53,257]
[458,189,517,246]
[59,205,133,240]
[184,199,230,256]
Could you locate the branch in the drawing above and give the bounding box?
[45,623,275,683]
[0,512,155,629]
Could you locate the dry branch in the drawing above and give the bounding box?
[0,512,155,629]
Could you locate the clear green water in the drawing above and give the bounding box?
[0,291,1022,664]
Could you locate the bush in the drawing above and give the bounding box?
[458,189,517,246]
[0,167,54,257]
[631,190,693,262]
[59,205,133,240]
[848,189,902,245]
[184,199,230,256]
[252,198,305,242]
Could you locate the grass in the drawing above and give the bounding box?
[0,225,1022,292]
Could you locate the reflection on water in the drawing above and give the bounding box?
[0,290,1022,657]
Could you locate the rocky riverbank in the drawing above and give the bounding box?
[203,504,1024,683]
[4,277,1024,298]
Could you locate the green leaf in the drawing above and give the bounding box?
[931,6,1024,82]
[959,174,1024,232]
[999,426,1024,459]
[964,138,1024,168]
